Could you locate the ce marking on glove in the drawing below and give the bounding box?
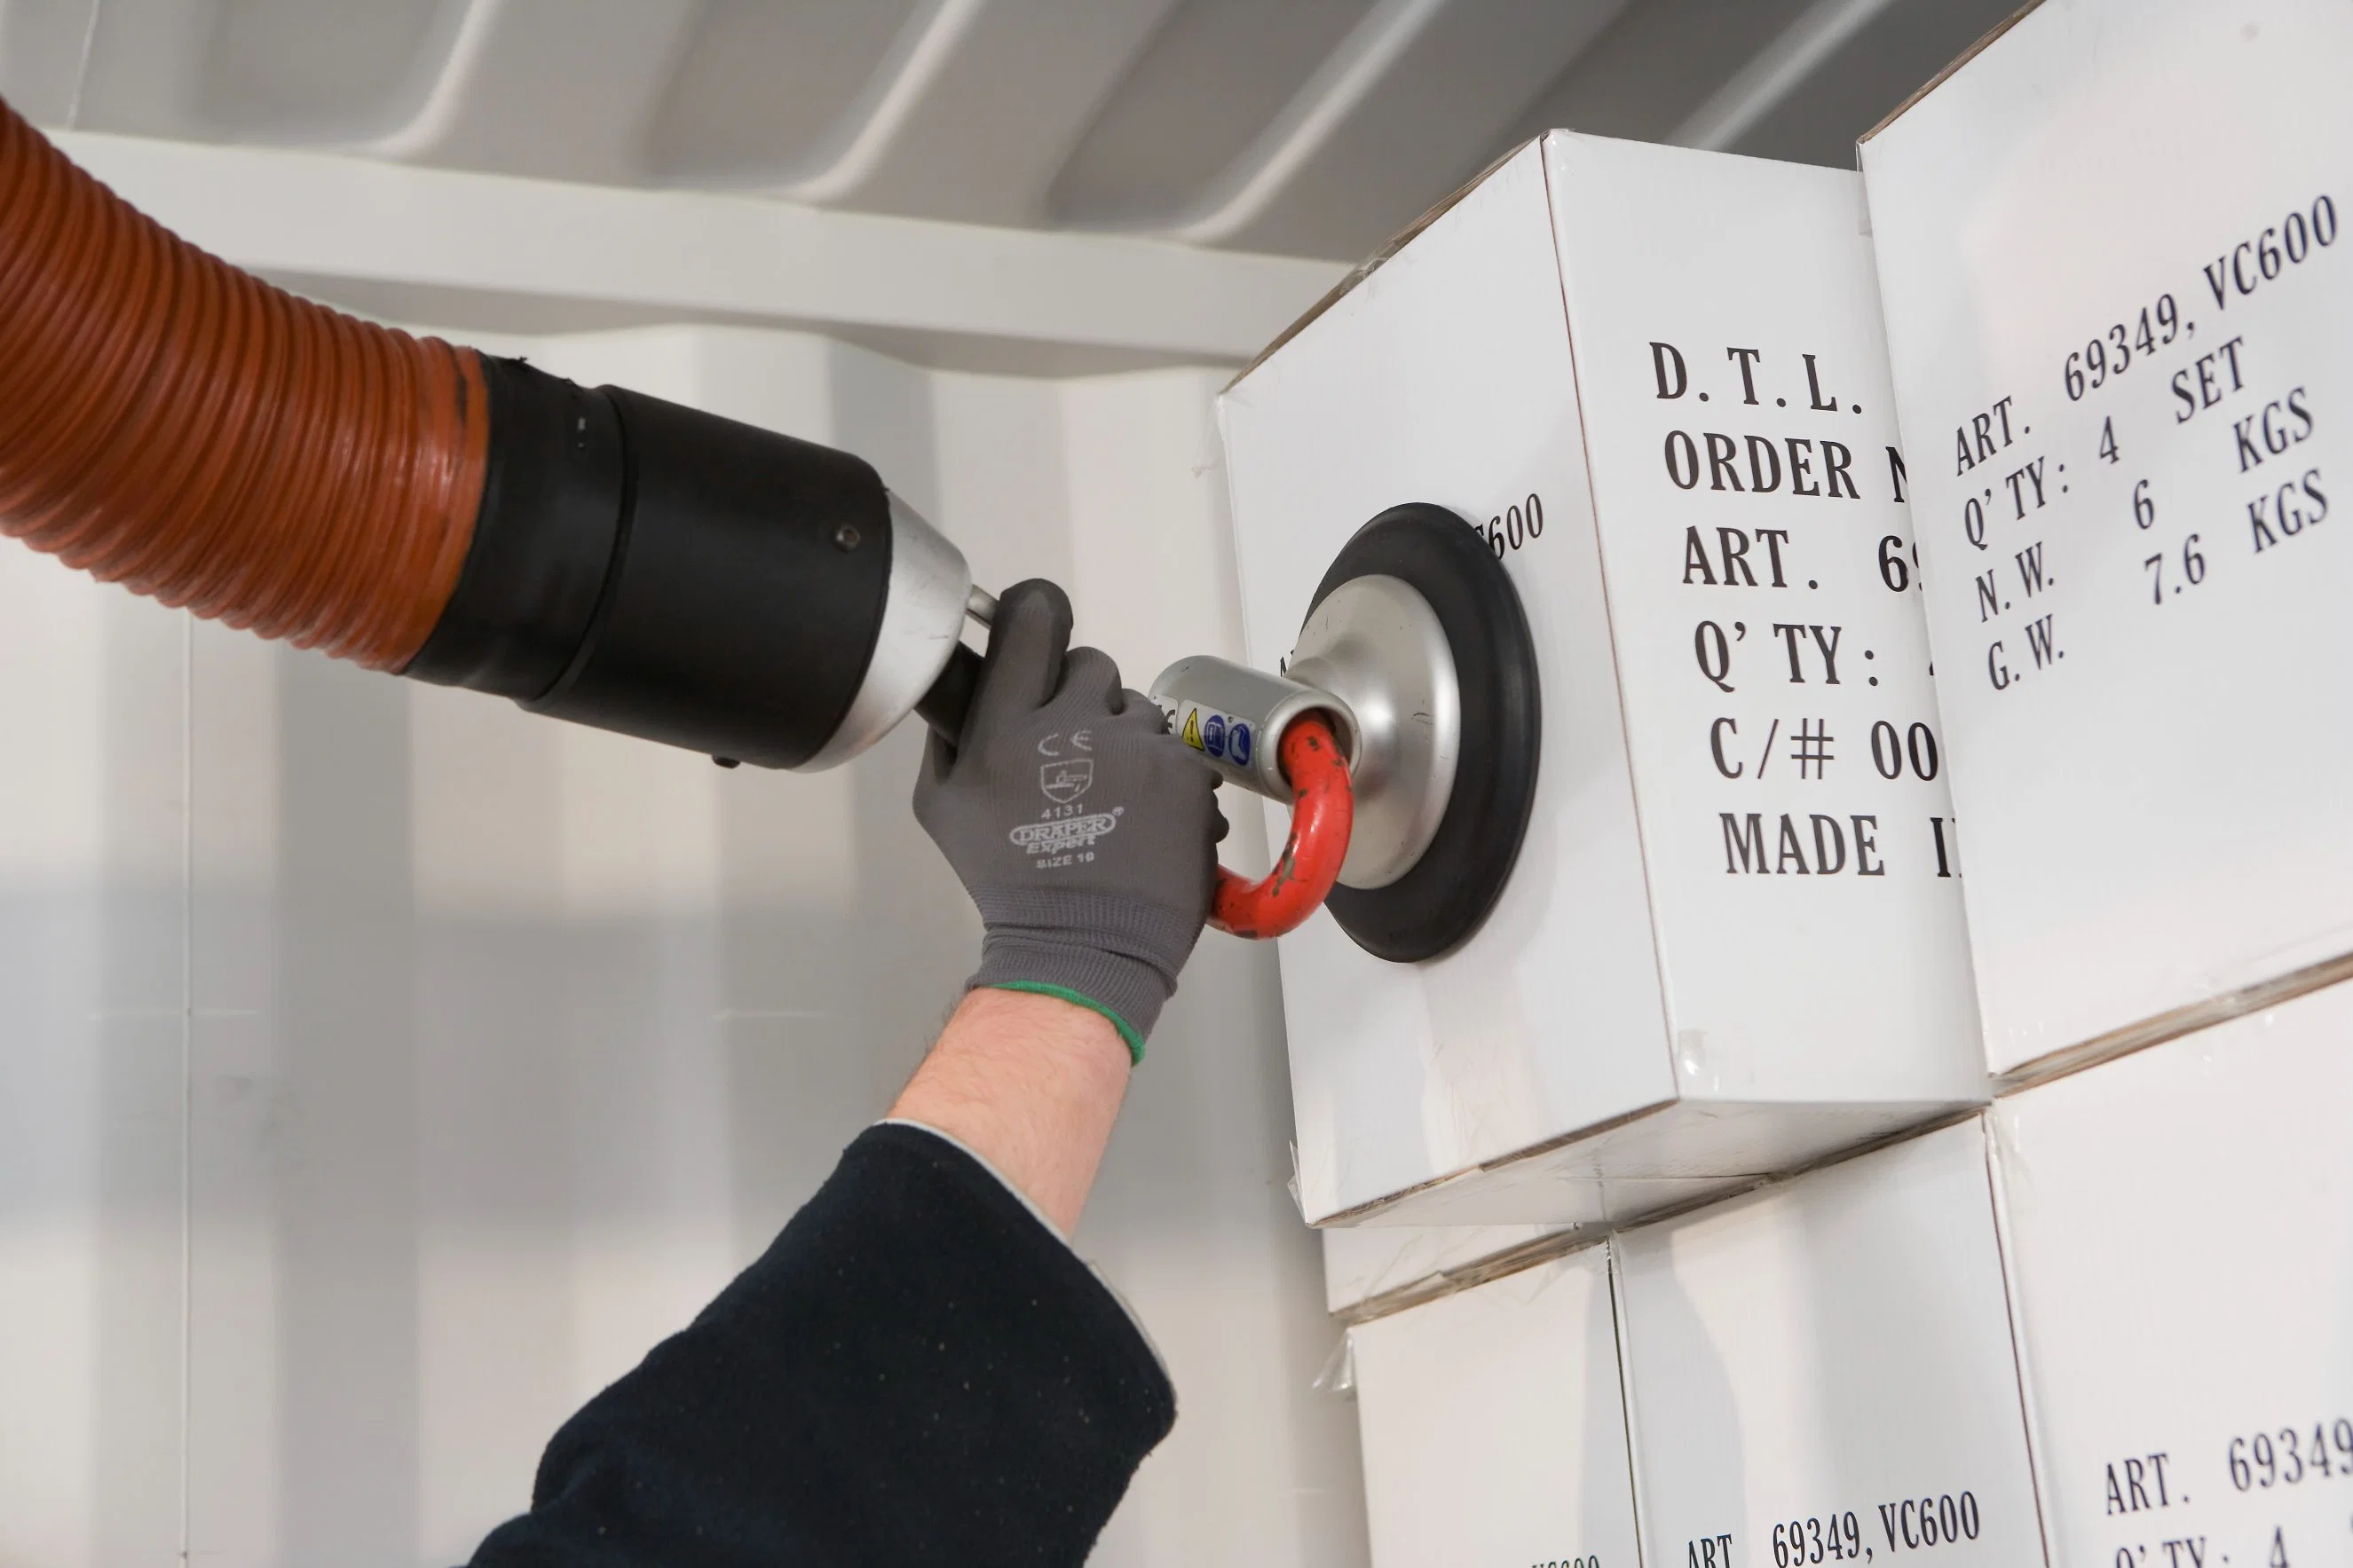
[1036,729,1093,757]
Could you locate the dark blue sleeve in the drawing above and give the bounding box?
[470,1122,1175,1567]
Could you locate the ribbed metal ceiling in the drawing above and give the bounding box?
[0,0,2027,261]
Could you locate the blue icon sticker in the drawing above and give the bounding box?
[1203,713,1228,760]
[1228,721,1253,768]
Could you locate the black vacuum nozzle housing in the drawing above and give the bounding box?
[406,356,968,771]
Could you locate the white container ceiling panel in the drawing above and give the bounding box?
[3,0,2037,263]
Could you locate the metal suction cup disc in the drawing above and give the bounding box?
[1307,504,1541,963]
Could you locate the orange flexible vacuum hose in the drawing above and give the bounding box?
[0,97,487,669]
[0,97,1355,941]
[0,96,912,778]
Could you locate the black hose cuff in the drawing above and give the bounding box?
[407,358,897,770]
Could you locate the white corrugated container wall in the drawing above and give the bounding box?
[0,299,1369,1568]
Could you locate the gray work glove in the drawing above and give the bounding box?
[914,579,1220,1061]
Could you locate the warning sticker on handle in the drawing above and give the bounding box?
[1168,701,1254,768]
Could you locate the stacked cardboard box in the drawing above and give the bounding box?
[1615,1122,2041,1568]
[1350,1247,1636,1565]
[1351,992,2353,1568]
[1861,0,2353,1085]
[1267,2,2353,1562]
[1222,128,1982,1234]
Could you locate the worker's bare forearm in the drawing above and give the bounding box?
[889,987,1131,1235]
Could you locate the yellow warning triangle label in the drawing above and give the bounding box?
[1180,708,1204,749]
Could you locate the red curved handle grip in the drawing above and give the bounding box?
[1211,714,1353,941]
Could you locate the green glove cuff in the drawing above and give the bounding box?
[988,981,1148,1066]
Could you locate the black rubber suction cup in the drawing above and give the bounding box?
[1308,504,1541,963]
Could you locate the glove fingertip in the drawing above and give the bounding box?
[1058,645,1124,706]
[975,579,1075,722]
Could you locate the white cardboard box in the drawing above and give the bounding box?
[1860,0,2353,1080]
[1349,1244,1638,1568]
[1991,976,2353,1568]
[1221,133,1984,1227]
[1615,1120,2044,1568]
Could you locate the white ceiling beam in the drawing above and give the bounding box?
[52,128,1344,363]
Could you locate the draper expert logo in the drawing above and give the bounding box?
[1009,813,1118,853]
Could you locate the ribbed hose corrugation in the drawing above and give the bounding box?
[0,98,488,670]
